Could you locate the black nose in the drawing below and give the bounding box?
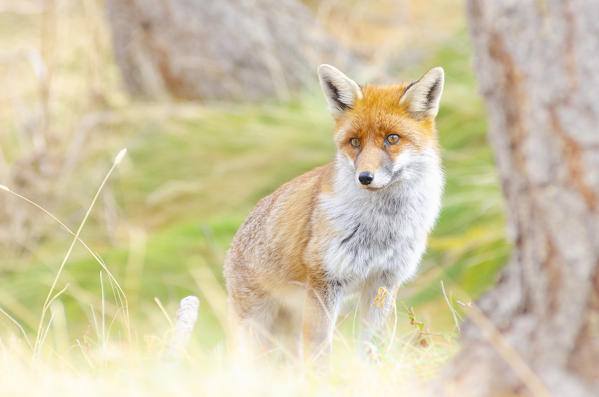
[358,172,374,185]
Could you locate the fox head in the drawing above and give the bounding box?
[318,64,444,190]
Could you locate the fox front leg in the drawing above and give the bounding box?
[301,278,344,362]
[358,271,398,357]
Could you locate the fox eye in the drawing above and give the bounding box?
[349,138,361,148]
[386,134,400,145]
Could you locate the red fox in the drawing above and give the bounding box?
[224,64,444,360]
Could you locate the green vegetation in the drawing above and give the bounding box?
[1,31,508,353]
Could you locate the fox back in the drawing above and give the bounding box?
[224,64,444,360]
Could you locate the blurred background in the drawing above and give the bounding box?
[0,0,507,353]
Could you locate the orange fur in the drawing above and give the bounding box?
[224,66,443,360]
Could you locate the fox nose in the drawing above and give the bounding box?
[358,172,374,185]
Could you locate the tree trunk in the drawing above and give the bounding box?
[440,1,599,396]
[105,0,357,101]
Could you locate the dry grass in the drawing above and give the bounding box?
[0,336,455,397]
[0,150,458,395]
[0,169,457,396]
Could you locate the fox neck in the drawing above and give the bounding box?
[318,149,443,283]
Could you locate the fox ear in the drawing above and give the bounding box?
[400,67,444,118]
[318,64,363,118]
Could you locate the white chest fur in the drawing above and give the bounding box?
[319,150,443,288]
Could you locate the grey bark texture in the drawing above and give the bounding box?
[439,1,599,396]
[105,0,357,101]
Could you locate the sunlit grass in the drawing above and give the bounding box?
[0,1,508,395]
[0,327,457,397]
[1,43,506,328]
[0,80,506,337]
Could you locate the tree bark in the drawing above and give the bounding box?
[105,0,357,101]
[440,1,599,396]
